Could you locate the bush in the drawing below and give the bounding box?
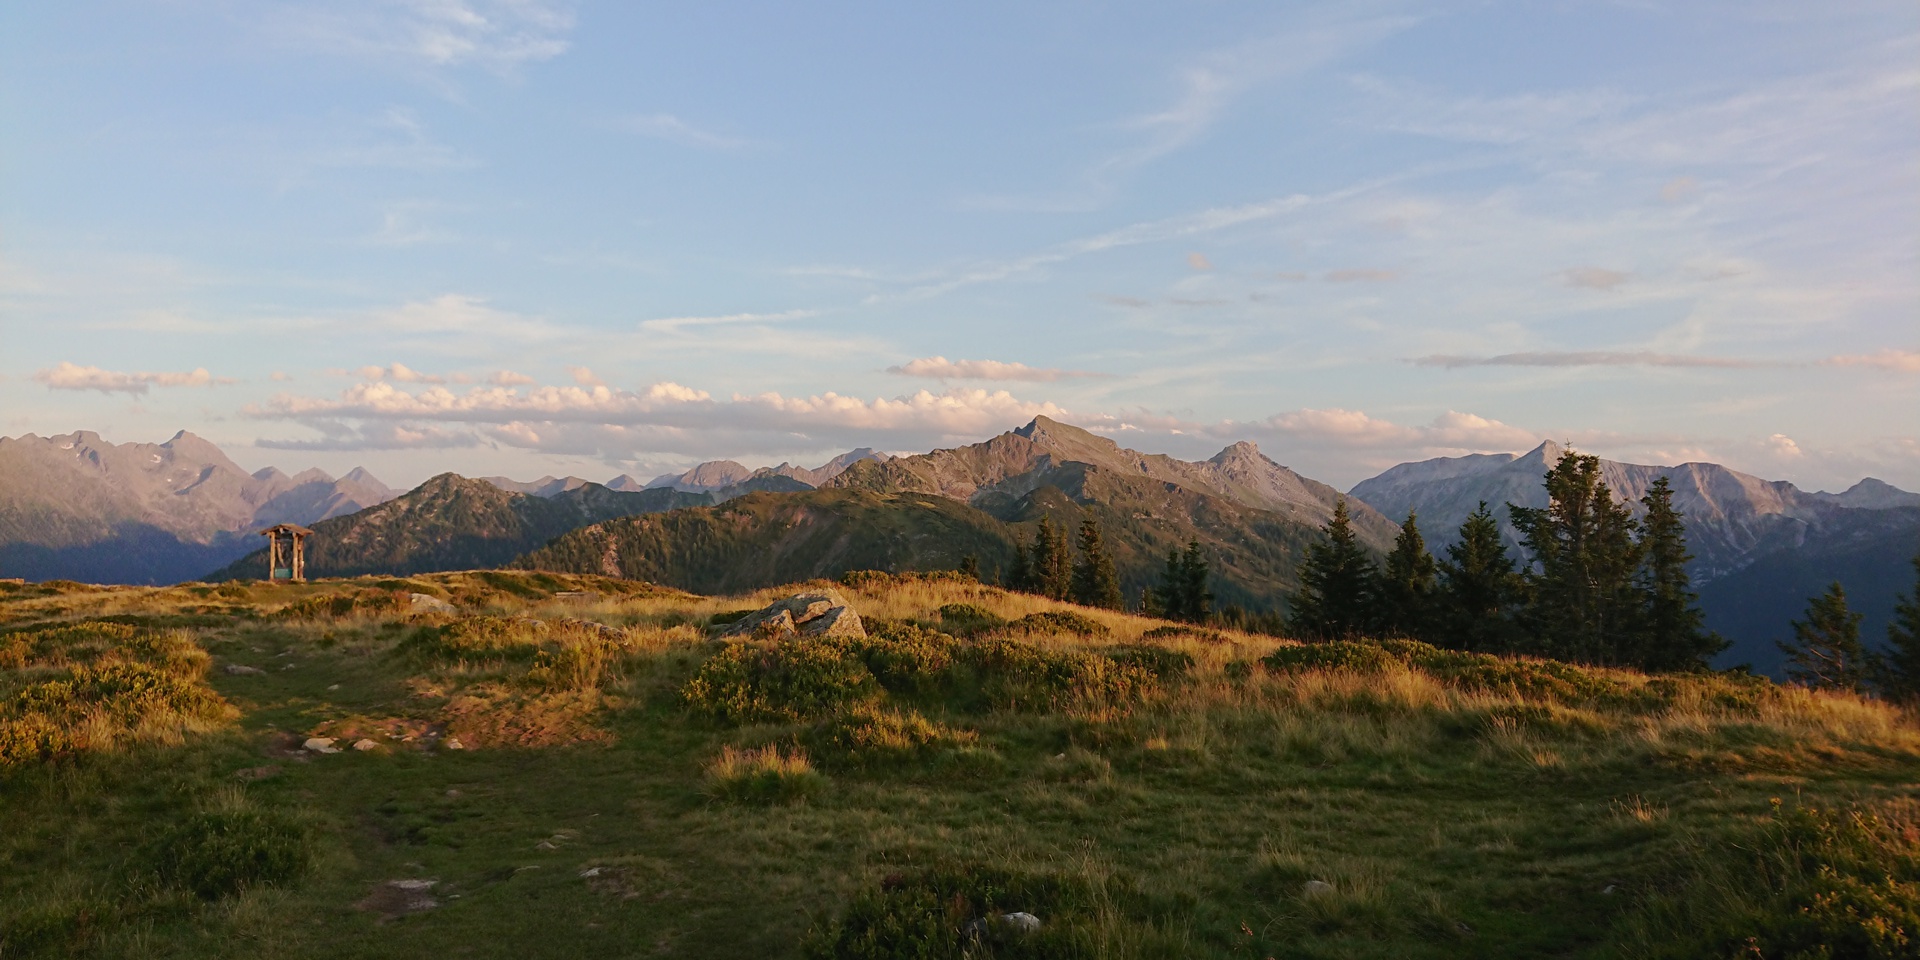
[703,745,825,804]
[1262,641,1399,675]
[148,809,311,900]
[273,589,408,622]
[856,621,960,695]
[682,639,879,723]
[0,627,229,766]
[802,863,1156,960]
[1103,645,1194,681]
[1010,611,1109,638]
[938,603,1005,635]
[808,706,976,766]
[1140,624,1226,644]
[959,637,1155,714]
[403,616,549,662]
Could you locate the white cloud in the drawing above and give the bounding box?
[359,362,446,383]
[1187,252,1213,271]
[564,366,605,387]
[256,421,481,451]
[32,362,233,395]
[374,294,563,341]
[887,357,1103,383]
[489,370,536,386]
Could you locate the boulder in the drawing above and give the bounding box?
[303,737,341,754]
[1302,880,1335,898]
[352,738,380,752]
[720,591,865,640]
[409,593,456,613]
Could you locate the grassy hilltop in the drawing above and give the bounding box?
[1,573,1916,958]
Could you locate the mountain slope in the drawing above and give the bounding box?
[0,430,393,584]
[827,416,1398,549]
[516,489,1018,593]
[206,476,709,581]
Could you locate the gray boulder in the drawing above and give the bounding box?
[720,591,865,640]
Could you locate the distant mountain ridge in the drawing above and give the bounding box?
[635,448,887,493]
[0,429,394,584]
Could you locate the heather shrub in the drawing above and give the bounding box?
[938,603,1005,634]
[1103,644,1195,681]
[147,808,311,900]
[1010,610,1109,638]
[855,621,960,695]
[682,639,879,723]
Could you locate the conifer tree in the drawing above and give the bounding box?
[1778,583,1869,692]
[1070,519,1123,609]
[1028,516,1072,600]
[1007,531,1034,593]
[1633,476,1724,671]
[959,555,980,581]
[1511,450,1644,664]
[1153,548,1184,620]
[1876,549,1920,704]
[1379,512,1437,640]
[1434,502,1520,652]
[1287,499,1378,640]
[1178,539,1213,623]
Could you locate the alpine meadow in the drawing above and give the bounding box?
[3,2,1917,957]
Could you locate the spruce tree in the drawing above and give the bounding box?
[1379,512,1437,640]
[1044,517,1073,600]
[1778,582,1869,692]
[1287,499,1378,640]
[1633,476,1724,671]
[1007,531,1034,593]
[1153,548,1184,620]
[1179,539,1213,624]
[1876,548,1920,704]
[1070,519,1123,610]
[1435,502,1520,652]
[959,555,980,581]
[1511,450,1644,665]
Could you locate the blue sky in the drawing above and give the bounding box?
[3,1,1915,491]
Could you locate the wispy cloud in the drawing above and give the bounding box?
[613,113,752,149]
[1411,351,1771,370]
[32,362,234,395]
[1562,267,1630,290]
[263,0,577,71]
[638,309,818,333]
[1325,268,1398,283]
[358,363,446,384]
[1821,348,1920,373]
[887,357,1104,383]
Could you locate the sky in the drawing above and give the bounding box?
[2,1,1916,492]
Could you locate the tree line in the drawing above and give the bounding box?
[1003,516,1214,622]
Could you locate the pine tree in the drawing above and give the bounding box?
[1511,450,1644,665]
[1153,548,1184,620]
[1043,517,1072,600]
[1138,585,1162,617]
[1287,499,1378,640]
[1379,512,1437,640]
[1633,476,1724,671]
[1778,583,1869,692]
[959,555,980,581]
[1876,548,1920,704]
[1070,519,1123,609]
[1434,502,1520,652]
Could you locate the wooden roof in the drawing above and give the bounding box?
[257,523,315,536]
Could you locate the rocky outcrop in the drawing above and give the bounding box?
[720,591,866,639]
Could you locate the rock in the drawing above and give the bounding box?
[303,737,341,754]
[352,738,380,751]
[358,879,439,918]
[719,591,865,640]
[1601,884,1617,895]
[409,592,455,613]
[580,867,603,878]
[964,912,1042,938]
[223,664,264,676]
[444,737,466,750]
[1302,880,1335,898]
[1001,912,1041,931]
[535,841,558,850]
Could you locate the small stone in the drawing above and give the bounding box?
[536,841,557,850]
[303,737,341,754]
[223,664,264,676]
[580,867,603,878]
[327,683,341,691]
[352,738,380,751]
[444,737,466,750]
[1601,885,1617,895]
[1001,912,1041,932]
[389,879,436,891]
[1302,880,1335,898]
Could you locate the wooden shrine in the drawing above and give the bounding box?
[259,523,313,583]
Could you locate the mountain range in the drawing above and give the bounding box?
[5,422,1915,678]
[0,430,395,584]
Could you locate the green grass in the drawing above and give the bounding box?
[0,570,1915,958]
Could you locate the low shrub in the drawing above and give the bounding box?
[682,639,879,723]
[1103,644,1195,681]
[958,637,1155,715]
[1010,610,1110,638]
[855,621,960,695]
[1262,641,1399,675]
[808,706,976,766]
[708,609,757,626]
[802,863,1159,960]
[938,603,1005,634]
[0,626,230,766]
[273,589,408,622]
[403,616,549,662]
[147,809,311,900]
[703,745,825,804]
